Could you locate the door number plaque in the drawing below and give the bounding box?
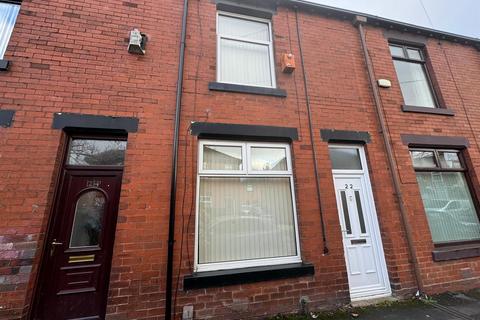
[86,180,101,188]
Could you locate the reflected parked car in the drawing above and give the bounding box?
[425,199,479,237]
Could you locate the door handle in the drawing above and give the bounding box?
[50,239,63,257]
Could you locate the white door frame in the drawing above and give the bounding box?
[330,144,391,301]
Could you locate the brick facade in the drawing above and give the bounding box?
[0,0,479,319]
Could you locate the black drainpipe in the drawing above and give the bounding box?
[165,0,189,319]
[295,8,329,254]
[354,16,424,293]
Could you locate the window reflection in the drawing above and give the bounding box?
[251,147,287,171]
[329,148,362,170]
[68,139,127,166]
[410,151,437,168]
[203,145,242,171]
[393,60,436,108]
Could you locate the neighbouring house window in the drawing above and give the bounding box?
[217,11,276,88]
[0,2,20,59]
[389,43,437,108]
[196,140,301,272]
[410,149,480,244]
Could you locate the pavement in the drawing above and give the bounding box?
[303,289,480,320]
[343,290,480,320]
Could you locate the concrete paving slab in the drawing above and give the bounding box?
[433,290,480,320]
[348,303,462,320]
[273,290,480,320]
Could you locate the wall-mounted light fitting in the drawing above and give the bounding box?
[377,79,392,88]
[128,29,147,55]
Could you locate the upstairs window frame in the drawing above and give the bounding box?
[389,43,440,109]
[0,1,21,59]
[216,11,277,89]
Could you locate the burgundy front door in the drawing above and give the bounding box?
[34,138,126,320]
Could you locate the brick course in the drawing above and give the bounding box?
[0,0,479,319]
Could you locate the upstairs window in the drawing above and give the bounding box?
[410,149,480,244]
[0,2,20,59]
[217,12,276,88]
[389,44,437,108]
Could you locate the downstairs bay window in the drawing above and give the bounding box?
[195,140,301,272]
[410,149,480,244]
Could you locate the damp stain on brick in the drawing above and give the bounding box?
[62,11,81,19]
[54,47,74,53]
[122,1,138,8]
[21,10,36,16]
[30,63,50,70]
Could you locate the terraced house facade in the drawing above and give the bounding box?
[1,0,480,319]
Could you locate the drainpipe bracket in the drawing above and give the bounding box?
[352,15,367,27]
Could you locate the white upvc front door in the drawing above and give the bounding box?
[330,145,391,301]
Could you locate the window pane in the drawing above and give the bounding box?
[68,139,127,166]
[329,148,362,170]
[406,48,422,60]
[393,60,436,108]
[220,38,272,87]
[410,151,437,168]
[251,147,287,171]
[218,15,269,42]
[416,172,480,243]
[0,3,20,59]
[198,177,297,264]
[389,45,405,58]
[202,145,242,171]
[340,191,352,235]
[438,151,462,169]
[70,191,106,247]
[354,190,367,234]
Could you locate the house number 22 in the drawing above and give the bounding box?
[344,184,353,189]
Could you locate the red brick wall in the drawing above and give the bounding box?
[0,0,183,318]
[0,0,479,319]
[364,25,480,292]
[168,4,414,319]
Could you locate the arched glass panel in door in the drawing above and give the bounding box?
[70,190,106,248]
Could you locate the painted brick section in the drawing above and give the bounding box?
[0,0,479,319]
[0,0,182,318]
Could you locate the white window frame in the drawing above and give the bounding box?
[0,2,20,59]
[329,144,367,175]
[195,140,301,272]
[198,140,247,174]
[216,11,277,88]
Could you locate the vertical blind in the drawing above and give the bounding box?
[0,3,20,59]
[218,14,273,87]
[198,177,297,264]
[416,171,480,243]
